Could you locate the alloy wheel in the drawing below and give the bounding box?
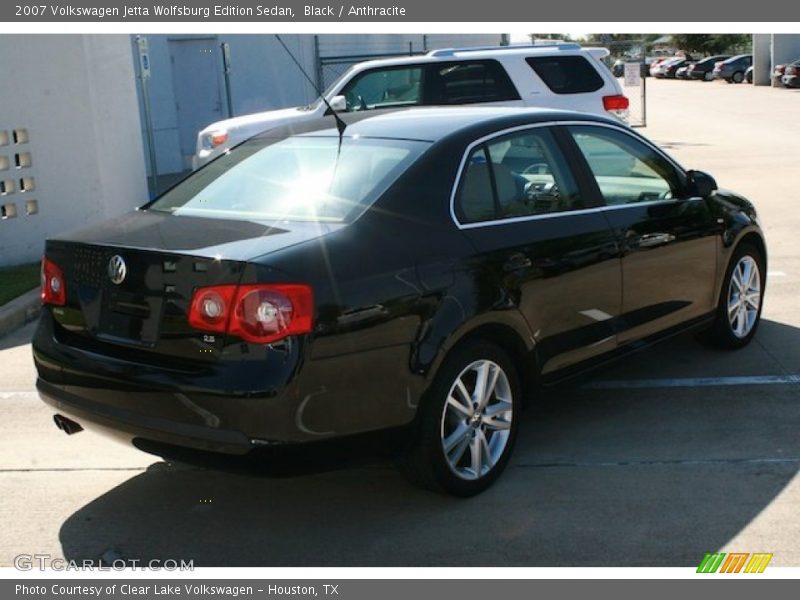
[727,255,761,338]
[440,359,513,481]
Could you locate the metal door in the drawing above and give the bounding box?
[169,38,223,168]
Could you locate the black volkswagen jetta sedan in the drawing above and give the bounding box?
[34,107,766,496]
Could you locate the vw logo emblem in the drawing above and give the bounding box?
[107,255,127,285]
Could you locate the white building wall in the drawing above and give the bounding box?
[0,35,148,267]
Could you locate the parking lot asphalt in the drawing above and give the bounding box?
[1,78,799,568]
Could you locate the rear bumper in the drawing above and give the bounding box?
[38,378,255,454]
[32,310,420,453]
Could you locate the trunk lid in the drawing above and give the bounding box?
[46,210,342,364]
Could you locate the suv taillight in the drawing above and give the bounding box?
[603,95,629,120]
[603,95,629,111]
[188,283,313,344]
[41,257,66,306]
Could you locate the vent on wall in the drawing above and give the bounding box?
[12,129,29,144]
[0,127,38,219]
[18,176,35,192]
[1,202,17,219]
[15,152,32,169]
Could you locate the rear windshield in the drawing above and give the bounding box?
[148,136,429,223]
[526,55,605,95]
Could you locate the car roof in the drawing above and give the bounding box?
[253,107,618,144]
[347,43,607,71]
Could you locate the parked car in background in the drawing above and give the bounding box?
[744,65,754,84]
[35,107,767,496]
[664,58,694,79]
[783,62,800,88]
[688,55,731,81]
[771,58,800,85]
[676,64,691,79]
[651,57,682,78]
[713,54,753,83]
[193,43,628,169]
[613,58,656,78]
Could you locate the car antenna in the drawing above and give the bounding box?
[274,34,348,141]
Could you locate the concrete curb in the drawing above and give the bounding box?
[0,288,41,338]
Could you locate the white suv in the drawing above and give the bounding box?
[193,43,628,169]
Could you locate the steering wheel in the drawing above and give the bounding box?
[522,162,550,175]
[525,181,559,202]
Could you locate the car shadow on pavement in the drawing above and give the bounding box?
[58,320,800,567]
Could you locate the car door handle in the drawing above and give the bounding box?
[502,253,532,272]
[630,232,676,248]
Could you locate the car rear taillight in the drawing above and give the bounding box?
[775,65,786,75]
[787,65,798,76]
[41,257,66,306]
[188,283,313,344]
[188,284,238,334]
[603,95,630,120]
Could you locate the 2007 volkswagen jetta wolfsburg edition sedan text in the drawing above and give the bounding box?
[33,107,766,496]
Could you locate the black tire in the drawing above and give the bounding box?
[732,71,744,83]
[399,340,521,496]
[705,243,765,349]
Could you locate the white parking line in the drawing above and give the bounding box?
[0,391,38,400]
[768,271,787,277]
[584,374,800,389]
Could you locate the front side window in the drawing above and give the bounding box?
[430,60,520,104]
[340,67,424,112]
[526,55,604,94]
[148,136,429,223]
[455,127,583,224]
[568,125,683,206]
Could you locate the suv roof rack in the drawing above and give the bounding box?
[427,43,582,58]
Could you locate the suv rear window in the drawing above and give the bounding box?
[526,55,604,95]
[429,60,520,104]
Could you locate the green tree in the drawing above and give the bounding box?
[528,33,573,42]
[671,34,752,56]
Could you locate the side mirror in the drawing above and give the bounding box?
[687,170,717,198]
[329,95,347,112]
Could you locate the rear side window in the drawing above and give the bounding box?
[526,55,604,95]
[429,60,520,104]
[455,127,583,224]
